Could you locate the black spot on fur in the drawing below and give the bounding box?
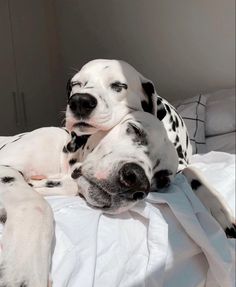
[141,82,154,113]
[127,123,148,146]
[176,145,184,159]
[18,170,24,177]
[20,282,27,287]
[0,210,7,224]
[175,116,179,128]
[157,98,163,106]
[69,158,77,165]
[172,121,176,132]
[28,183,33,187]
[191,179,202,190]
[153,170,173,189]
[165,104,171,114]
[1,176,15,183]
[63,146,69,153]
[101,151,112,159]
[65,133,90,153]
[71,167,82,179]
[225,224,236,238]
[186,136,189,148]
[157,108,167,121]
[46,181,61,188]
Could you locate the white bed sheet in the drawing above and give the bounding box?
[46,151,235,287]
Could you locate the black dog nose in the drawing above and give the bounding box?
[69,93,97,117]
[119,163,150,200]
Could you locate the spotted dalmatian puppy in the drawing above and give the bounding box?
[66,59,192,171]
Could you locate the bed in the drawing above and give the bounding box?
[0,89,235,287]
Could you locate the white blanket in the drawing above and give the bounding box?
[46,151,235,287]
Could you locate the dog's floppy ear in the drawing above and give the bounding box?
[66,77,72,99]
[139,74,167,121]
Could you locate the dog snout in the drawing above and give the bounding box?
[118,163,150,199]
[68,93,97,117]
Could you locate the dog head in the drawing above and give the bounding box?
[66,59,166,134]
[70,111,178,213]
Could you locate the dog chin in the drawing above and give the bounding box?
[77,176,137,213]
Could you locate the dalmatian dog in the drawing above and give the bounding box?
[66,59,192,171]
[0,110,235,286]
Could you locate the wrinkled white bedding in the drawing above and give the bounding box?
[46,151,235,287]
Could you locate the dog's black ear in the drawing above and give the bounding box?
[140,77,167,121]
[66,77,72,99]
[141,81,155,114]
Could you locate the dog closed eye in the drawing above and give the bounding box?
[110,81,128,92]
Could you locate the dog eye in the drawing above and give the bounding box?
[127,123,143,137]
[110,82,128,92]
[71,81,82,87]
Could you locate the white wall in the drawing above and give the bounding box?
[55,0,235,101]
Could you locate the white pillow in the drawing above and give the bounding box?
[205,89,235,136]
[175,95,207,154]
[206,132,235,154]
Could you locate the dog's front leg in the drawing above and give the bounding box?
[28,175,79,196]
[0,166,54,287]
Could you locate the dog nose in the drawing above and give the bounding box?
[119,163,150,200]
[69,93,97,117]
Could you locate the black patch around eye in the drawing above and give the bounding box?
[191,179,202,190]
[126,123,148,146]
[46,181,61,188]
[110,82,128,92]
[1,176,15,183]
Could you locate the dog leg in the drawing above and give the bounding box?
[28,176,78,196]
[183,166,236,238]
[0,165,54,287]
